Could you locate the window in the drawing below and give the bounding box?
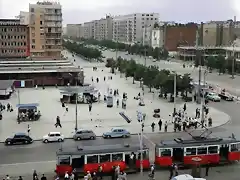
[32,45,35,49]
[77,131,82,134]
[56,134,61,137]
[58,157,70,165]
[160,149,172,157]
[40,21,43,25]
[31,8,34,12]
[208,146,218,154]
[197,147,207,155]
[100,154,110,163]
[138,150,149,159]
[112,153,123,161]
[231,143,240,152]
[32,39,35,43]
[49,134,54,137]
[186,148,197,155]
[87,155,98,163]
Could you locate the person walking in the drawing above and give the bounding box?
[158,119,162,131]
[55,116,62,128]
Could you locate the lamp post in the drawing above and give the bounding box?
[232,42,235,79]
[137,110,144,175]
[201,70,207,126]
[173,72,177,116]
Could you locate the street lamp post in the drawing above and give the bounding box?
[75,79,78,131]
[137,111,144,175]
[201,70,207,125]
[173,73,177,115]
[232,42,235,79]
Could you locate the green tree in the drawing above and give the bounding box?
[205,56,217,71]
[215,55,226,75]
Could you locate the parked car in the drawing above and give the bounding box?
[206,92,221,102]
[73,129,96,141]
[5,132,33,145]
[103,128,130,138]
[42,132,64,143]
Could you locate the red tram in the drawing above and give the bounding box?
[155,136,240,167]
[56,144,150,176]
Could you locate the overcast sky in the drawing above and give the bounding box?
[0,0,239,25]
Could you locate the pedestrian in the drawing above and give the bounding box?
[6,175,10,180]
[27,124,31,136]
[65,105,68,112]
[18,176,23,180]
[116,99,119,108]
[64,172,69,180]
[98,165,103,180]
[70,173,74,180]
[151,122,155,132]
[164,121,168,132]
[205,161,210,176]
[55,116,62,128]
[41,174,47,180]
[169,165,173,180]
[96,78,99,83]
[33,170,38,180]
[183,103,186,111]
[158,119,162,131]
[104,76,106,81]
[88,103,92,112]
[91,77,93,82]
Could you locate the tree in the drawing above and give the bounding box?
[226,56,236,75]
[205,56,217,71]
[215,55,226,75]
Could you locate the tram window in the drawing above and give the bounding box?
[231,144,240,152]
[197,147,207,155]
[160,149,172,157]
[138,150,149,159]
[59,157,70,165]
[112,153,123,161]
[87,155,98,163]
[186,148,197,155]
[208,146,218,154]
[100,154,111,163]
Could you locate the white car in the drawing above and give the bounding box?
[42,132,64,143]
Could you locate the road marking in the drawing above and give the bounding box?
[0,160,55,167]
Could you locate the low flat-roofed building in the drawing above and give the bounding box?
[0,58,84,87]
[177,46,226,61]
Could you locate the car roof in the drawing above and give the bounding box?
[111,127,126,130]
[76,129,93,132]
[49,132,61,134]
[15,132,27,136]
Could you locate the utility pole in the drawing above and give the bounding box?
[196,30,201,104]
[115,40,118,61]
[232,16,236,79]
[143,26,147,66]
[137,111,144,175]
[75,77,78,131]
[17,89,20,104]
[201,70,207,125]
[173,73,177,115]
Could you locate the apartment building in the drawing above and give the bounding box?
[83,16,113,40]
[29,1,62,58]
[66,24,84,38]
[198,20,240,47]
[112,13,159,44]
[0,19,30,58]
[19,11,30,25]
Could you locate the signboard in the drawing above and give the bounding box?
[151,29,161,48]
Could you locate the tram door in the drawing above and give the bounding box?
[219,144,229,160]
[71,155,85,169]
[173,148,184,163]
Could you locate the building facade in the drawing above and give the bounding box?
[29,1,62,58]
[112,13,159,44]
[83,16,113,40]
[0,19,30,58]
[66,24,84,38]
[164,23,198,51]
[19,11,30,25]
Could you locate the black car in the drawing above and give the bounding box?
[5,132,33,145]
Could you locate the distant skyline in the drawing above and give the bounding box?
[0,0,240,25]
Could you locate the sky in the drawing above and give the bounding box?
[0,0,239,25]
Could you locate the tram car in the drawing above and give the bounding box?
[155,135,240,167]
[56,144,150,176]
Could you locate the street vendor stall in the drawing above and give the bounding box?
[16,103,41,122]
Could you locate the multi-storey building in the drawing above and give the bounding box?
[113,13,159,44]
[29,1,62,58]
[66,24,84,38]
[0,19,30,58]
[198,20,240,47]
[19,11,30,25]
[83,16,113,40]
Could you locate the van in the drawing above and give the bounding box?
[73,129,96,141]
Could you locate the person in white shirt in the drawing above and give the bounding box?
[64,172,69,180]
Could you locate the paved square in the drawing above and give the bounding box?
[0,67,230,141]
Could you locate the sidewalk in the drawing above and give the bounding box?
[0,67,230,142]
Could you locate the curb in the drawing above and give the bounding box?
[0,114,231,144]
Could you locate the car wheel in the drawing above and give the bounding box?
[90,136,95,140]
[58,139,63,142]
[77,137,81,141]
[107,135,111,139]
[44,139,48,143]
[122,135,127,138]
[6,141,11,145]
[25,140,29,144]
